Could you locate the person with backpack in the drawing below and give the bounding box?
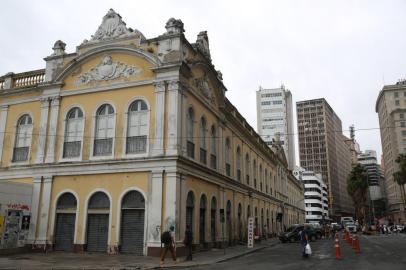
[160,225,177,266]
[183,225,193,261]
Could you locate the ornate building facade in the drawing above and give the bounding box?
[0,10,304,255]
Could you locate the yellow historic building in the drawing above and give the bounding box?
[0,9,304,255]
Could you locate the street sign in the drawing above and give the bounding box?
[247,217,254,248]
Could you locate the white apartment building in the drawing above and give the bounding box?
[256,85,295,170]
[358,150,384,201]
[293,167,329,223]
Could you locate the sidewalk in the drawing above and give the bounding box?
[0,238,279,269]
[154,238,279,269]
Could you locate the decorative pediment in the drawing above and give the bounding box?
[76,55,141,85]
[193,76,216,105]
[82,9,145,45]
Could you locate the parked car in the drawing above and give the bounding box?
[279,224,318,243]
[345,222,357,233]
[306,223,323,239]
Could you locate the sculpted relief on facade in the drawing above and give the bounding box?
[76,55,141,85]
[193,76,215,105]
[82,9,145,44]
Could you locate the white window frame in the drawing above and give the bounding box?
[10,112,33,165]
[122,97,150,158]
[90,102,116,160]
[59,105,85,162]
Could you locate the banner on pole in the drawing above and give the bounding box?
[247,217,254,248]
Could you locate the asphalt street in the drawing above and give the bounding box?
[179,233,406,270]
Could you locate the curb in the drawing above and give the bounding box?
[145,241,278,269]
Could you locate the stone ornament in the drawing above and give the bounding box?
[83,9,145,44]
[193,76,215,105]
[76,55,141,85]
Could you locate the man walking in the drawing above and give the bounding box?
[160,226,177,266]
[183,225,193,261]
[300,225,309,258]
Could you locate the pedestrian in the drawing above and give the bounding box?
[183,225,193,261]
[160,225,177,266]
[299,225,309,258]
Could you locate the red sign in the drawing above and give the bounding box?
[6,203,30,210]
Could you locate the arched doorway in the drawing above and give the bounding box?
[120,190,145,254]
[210,197,217,244]
[238,203,242,242]
[261,209,264,238]
[54,193,77,251]
[226,200,232,245]
[266,209,270,237]
[86,192,110,252]
[186,192,195,234]
[199,195,207,245]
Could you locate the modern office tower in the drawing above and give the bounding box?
[358,150,387,218]
[293,166,329,223]
[376,79,406,222]
[256,85,295,170]
[296,98,354,220]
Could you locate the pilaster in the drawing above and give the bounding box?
[218,123,225,174]
[0,105,9,165]
[27,177,42,243]
[38,176,53,244]
[36,98,50,163]
[151,81,166,156]
[166,81,182,156]
[147,171,163,247]
[165,171,180,237]
[45,96,60,163]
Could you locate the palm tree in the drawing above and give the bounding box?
[394,154,406,217]
[347,164,369,225]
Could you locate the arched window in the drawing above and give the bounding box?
[259,164,263,191]
[200,117,207,164]
[210,125,217,169]
[245,154,250,185]
[63,107,84,158]
[186,107,195,158]
[225,138,231,177]
[94,104,115,156]
[57,193,77,209]
[126,100,148,154]
[13,114,33,162]
[236,146,241,181]
[265,169,268,193]
[253,159,257,188]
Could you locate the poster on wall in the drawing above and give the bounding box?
[21,216,30,230]
[247,217,254,248]
[0,215,4,234]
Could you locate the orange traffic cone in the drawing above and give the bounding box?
[351,234,356,249]
[354,235,361,254]
[335,237,342,260]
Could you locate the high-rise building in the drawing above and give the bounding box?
[256,85,295,170]
[293,166,329,223]
[358,150,387,218]
[296,98,354,220]
[376,79,406,222]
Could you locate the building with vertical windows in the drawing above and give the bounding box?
[0,10,304,255]
[376,80,406,222]
[296,98,354,220]
[256,85,295,170]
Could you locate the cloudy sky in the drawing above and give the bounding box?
[1,0,406,163]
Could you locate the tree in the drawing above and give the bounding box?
[347,164,369,225]
[394,154,406,217]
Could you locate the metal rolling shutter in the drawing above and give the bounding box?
[54,213,75,252]
[87,214,109,252]
[120,209,145,254]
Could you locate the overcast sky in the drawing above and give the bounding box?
[1,0,406,164]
